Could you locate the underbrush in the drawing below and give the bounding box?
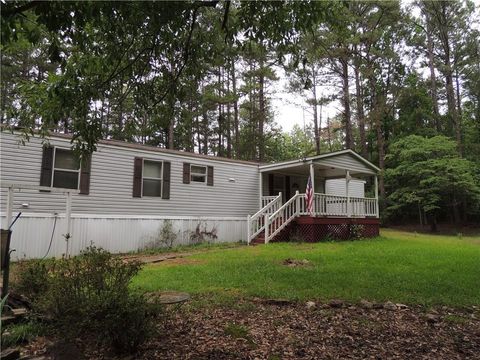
[1,320,46,349]
[13,246,161,354]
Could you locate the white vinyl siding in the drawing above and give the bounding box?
[325,178,365,198]
[0,132,260,217]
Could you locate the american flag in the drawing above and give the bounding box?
[305,176,313,215]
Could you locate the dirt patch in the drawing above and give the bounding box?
[282,258,312,267]
[138,301,480,360]
[21,300,480,359]
[122,252,194,264]
[152,257,207,267]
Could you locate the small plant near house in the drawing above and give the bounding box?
[14,246,160,354]
[350,224,365,240]
[145,220,179,250]
[189,222,218,244]
[1,321,46,349]
[323,233,335,242]
[288,228,306,243]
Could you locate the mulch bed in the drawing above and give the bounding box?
[19,300,480,359]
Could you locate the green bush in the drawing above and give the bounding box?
[15,246,159,354]
[14,260,50,300]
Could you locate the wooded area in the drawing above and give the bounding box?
[1,0,479,228]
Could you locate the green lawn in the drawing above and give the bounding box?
[133,229,480,307]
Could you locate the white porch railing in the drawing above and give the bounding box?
[256,192,378,244]
[261,195,278,208]
[265,191,301,243]
[247,193,282,244]
[349,196,377,217]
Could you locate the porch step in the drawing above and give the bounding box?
[250,234,265,245]
[250,216,291,245]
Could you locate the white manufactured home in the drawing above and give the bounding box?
[1,131,380,259]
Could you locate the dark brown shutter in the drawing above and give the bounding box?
[268,174,274,196]
[285,175,291,200]
[40,146,54,188]
[162,161,171,199]
[207,166,214,186]
[132,157,143,197]
[183,163,190,184]
[79,154,91,195]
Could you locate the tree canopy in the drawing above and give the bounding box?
[2,0,480,227]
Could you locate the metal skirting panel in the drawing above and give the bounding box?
[1,214,247,260]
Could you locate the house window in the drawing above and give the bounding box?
[190,165,207,183]
[52,148,80,189]
[142,160,163,196]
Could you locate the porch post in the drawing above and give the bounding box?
[374,175,379,218]
[346,170,351,217]
[259,172,263,209]
[247,215,251,245]
[309,162,315,215]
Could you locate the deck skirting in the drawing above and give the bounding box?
[272,216,380,243]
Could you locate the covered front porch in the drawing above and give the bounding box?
[248,150,380,244]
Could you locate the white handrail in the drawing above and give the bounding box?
[248,192,282,243]
[265,191,300,243]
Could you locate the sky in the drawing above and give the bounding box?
[272,0,480,133]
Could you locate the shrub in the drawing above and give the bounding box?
[15,246,159,354]
[14,260,50,300]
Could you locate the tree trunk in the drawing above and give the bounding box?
[202,110,208,155]
[217,67,223,157]
[369,70,386,201]
[187,99,194,152]
[312,68,321,155]
[231,59,240,158]
[455,67,462,117]
[226,66,232,158]
[196,114,202,154]
[353,54,367,158]
[326,116,332,152]
[341,59,353,149]
[167,85,175,150]
[429,212,438,233]
[426,18,441,132]
[439,3,462,156]
[258,62,266,162]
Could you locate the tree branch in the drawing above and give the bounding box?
[222,1,231,30]
[2,1,38,17]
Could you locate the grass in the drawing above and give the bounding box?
[132,229,480,307]
[1,321,46,348]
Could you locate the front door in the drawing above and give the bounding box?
[269,174,291,202]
